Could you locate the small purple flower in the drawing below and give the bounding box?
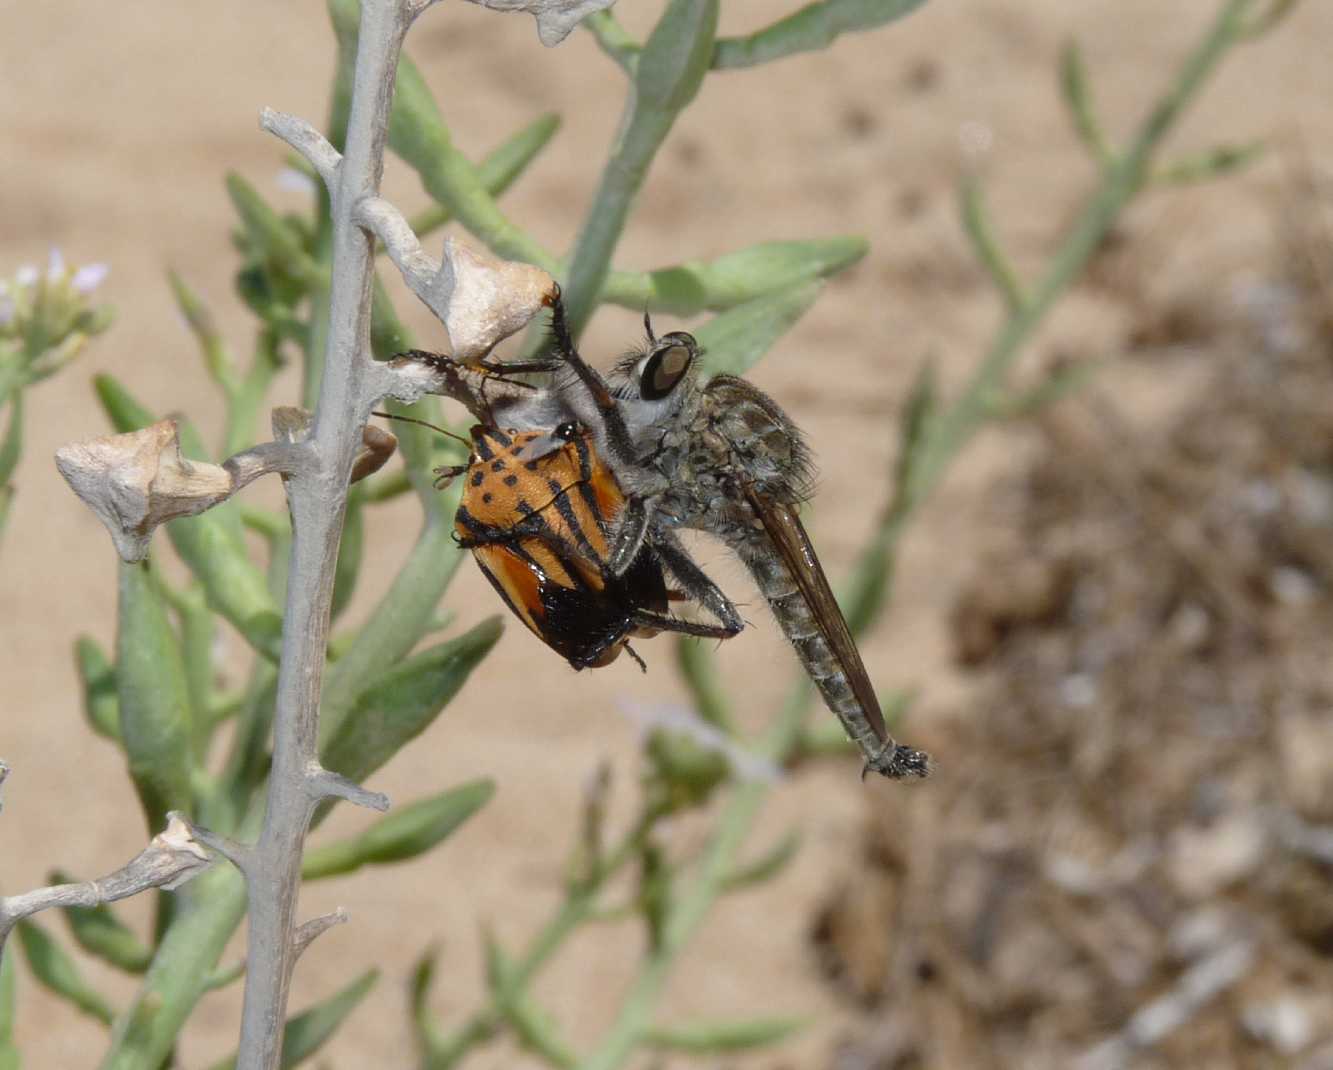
[47,246,66,282]
[0,295,13,327]
[72,263,110,295]
[15,264,38,288]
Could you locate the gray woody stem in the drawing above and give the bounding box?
[0,808,211,955]
[235,2,424,1066]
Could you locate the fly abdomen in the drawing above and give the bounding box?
[739,538,889,764]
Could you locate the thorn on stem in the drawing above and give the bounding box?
[309,767,391,812]
[292,908,350,960]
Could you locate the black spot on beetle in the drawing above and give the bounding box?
[504,474,519,487]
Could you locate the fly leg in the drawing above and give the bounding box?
[628,610,739,641]
[653,532,746,636]
[544,286,639,466]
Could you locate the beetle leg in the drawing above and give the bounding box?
[432,463,469,489]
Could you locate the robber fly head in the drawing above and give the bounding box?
[612,317,701,431]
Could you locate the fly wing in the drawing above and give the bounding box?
[744,488,889,745]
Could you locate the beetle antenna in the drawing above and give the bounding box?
[371,411,471,448]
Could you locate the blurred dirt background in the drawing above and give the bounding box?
[3,1,1332,1067]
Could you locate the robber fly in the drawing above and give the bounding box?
[430,416,740,672]
[474,289,929,779]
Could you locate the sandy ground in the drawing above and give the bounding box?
[2,1,1331,1066]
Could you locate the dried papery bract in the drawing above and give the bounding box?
[356,195,554,362]
[55,421,236,562]
[54,419,305,562]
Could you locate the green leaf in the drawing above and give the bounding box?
[303,779,495,879]
[15,921,114,1025]
[643,1015,807,1053]
[0,947,17,1068]
[168,269,238,393]
[1152,140,1264,185]
[482,933,576,1069]
[603,236,866,315]
[169,511,284,660]
[91,374,210,463]
[409,948,452,1062]
[634,0,718,117]
[1060,39,1113,166]
[116,561,194,829]
[226,173,316,282]
[74,636,119,740]
[694,279,824,378]
[408,113,562,239]
[48,872,151,974]
[712,0,927,69]
[209,969,378,1069]
[320,618,503,785]
[0,394,21,488]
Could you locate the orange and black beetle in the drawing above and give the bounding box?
[439,420,735,671]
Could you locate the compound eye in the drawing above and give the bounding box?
[555,420,581,440]
[640,335,695,401]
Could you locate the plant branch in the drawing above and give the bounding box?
[0,812,211,954]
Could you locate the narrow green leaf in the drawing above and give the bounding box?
[320,618,503,784]
[0,395,21,488]
[91,374,210,466]
[91,373,152,432]
[959,175,1026,313]
[694,279,824,379]
[16,921,114,1025]
[168,513,284,660]
[721,829,801,891]
[643,1015,807,1053]
[409,948,452,1061]
[712,0,926,69]
[582,12,640,74]
[1060,39,1113,166]
[49,872,151,974]
[407,113,562,240]
[74,636,119,740]
[634,0,718,116]
[303,780,495,879]
[116,561,194,829]
[481,933,576,1069]
[0,947,17,1068]
[226,173,316,282]
[1153,140,1264,185]
[168,269,238,392]
[209,969,378,1070]
[603,236,867,315]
